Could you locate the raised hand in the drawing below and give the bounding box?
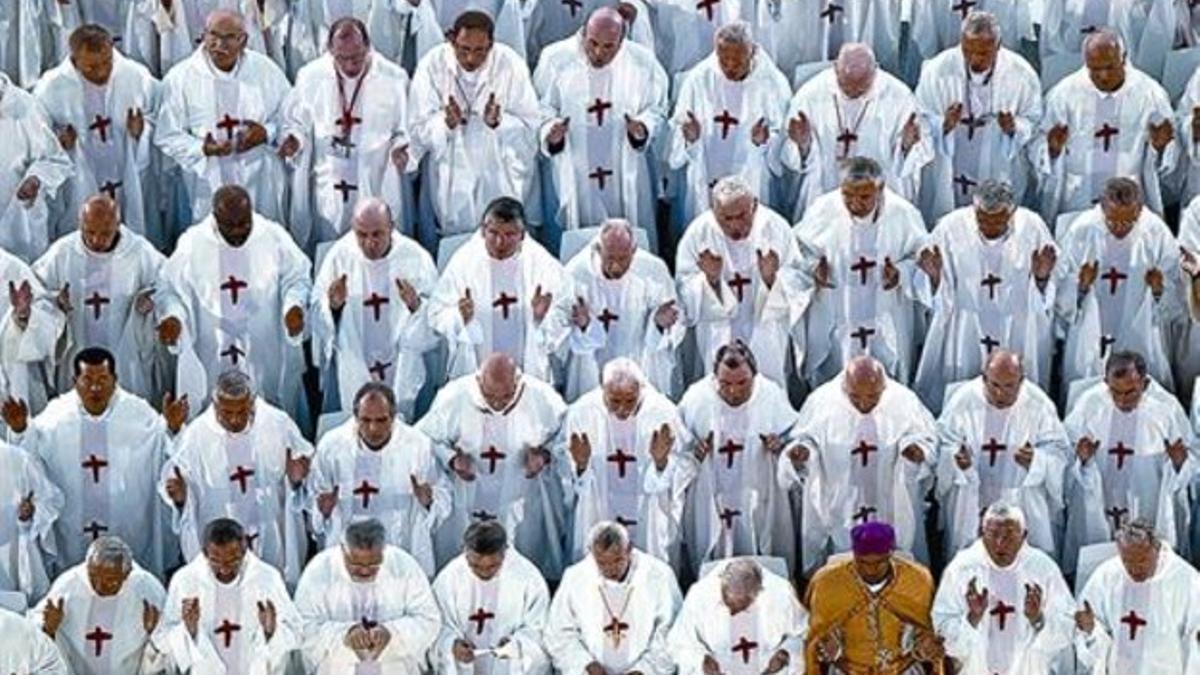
[954,444,972,470]
[1031,245,1058,284]
[277,134,301,160]
[257,600,277,640]
[445,95,466,131]
[8,280,33,328]
[15,177,39,203]
[814,255,834,289]
[568,432,592,475]
[1078,260,1099,294]
[524,446,550,478]
[1075,436,1099,464]
[42,597,64,638]
[391,143,410,170]
[788,112,811,153]
[2,396,28,433]
[236,120,268,153]
[881,257,900,290]
[410,474,434,508]
[458,287,475,324]
[328,274,349,311]
[531,285,553,324]
[1145,267,1165,298]
[918,246,943,290]
[317,485,340,519]
[649,423,674,470]
[1014,443,1034,469]
[483,93,501,129]
[682,111,701,144]
[750,117,769,146]
[942,102,964,135]
[571,296,591,330]
[698,249,723,287]
[965,577,989,627]
[900,113,921,153]
[126,107,146,141]
[166,465,187,507]
[786,444,810,466]
[547,117,571,147]
[1075,600,1095,634]
[57,124,78,152]
[17,490,33,522]
[285,447,310,488]
[396,278,420,312]
[997,110,1016,137]
[182,597,200,639]
[54,284,72,314]
[284,305,305,337]
[694,432,715,462]
[142,599,161,634]
[450,448,476,482]
[162,392,190,434]
[653,300,678,331]
[624,114,648,144]
[1047,123,1069,160]
[1024,582,1044,625]
[1149,118,1174,153]
[757,248,779,289]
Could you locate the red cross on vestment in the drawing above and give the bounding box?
[1109,442,1134,470]
[732,636,759,664]
[469,607,495,634]
[85,625,114,657]
[333,179,358,203]
[727,272,752,302]
[696,0,720,20]
[981,438,1007,466]
[216,114,241,141]
[990,600,1016,630]
[481,446,507,474]
[717,438,744,469]
[89,115,113,143]
[851,440,877,467]
[1120,610,1147,640]
[353,479,380,508]
[229,465,255,493]
[851,325,875,349]
[598,308,619,332]
[607,448,636,478]
[713,110,739,139]
[492,292,518,319]
[850,256,876,284]
[981,335,1001,353]
[1100,267,1127,295]
[214,619,241,648]
[83,520,108,540]
[82,453,108,483]
[589,166,614,190]
[220,275,248,304]
[1094,123,1119,152]
[587,98,613,126]
[363,292,389,321]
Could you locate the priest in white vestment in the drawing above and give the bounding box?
[152,518,300,675]
[546,522,682,675]
[754,0,903,81]
[910,1,1035,60]
[914,12,1043,221]
[1172,193,1200,403]
[1061,352,1197,574]
[1033,30,1177,221]
[779,43,932,216]
[0,72,73,262]
[156,186,312,417]
[0,606,68,673]
[417,354,569,579]
[33,196,165,399]
[125,0,289,77]
[933,504,1074,675]
[564,220,683,401]
[154,10,291,223]
[0,436,62,605]
[310,382,450,577]
[30,537,167,675]
[281,19,414,249]
[1040,0,1172,77]
[429,198,573,383]
[667,22,790,223]
[294,518,442,675]
[934,351,1069,557]
[653,0,758,75]
[0,247,68,413]
[159,371,315,585]
[409,11,541,246]
[527,0,655,67]
[557,359,696,569]
[913,181,1058,409]
[5,347,184,579]
[536,8,668,236]
[793,157,925,387]
[1074,519,1200,675]
[285,0,395,79]
[431,520,552,675]
[312,199,438,419]
[1056,178,1182,390]
[33,26,163,243]
[782,356,938,573]
[679,341,799,574]
[677,177,807,387]
[668,558,807,675]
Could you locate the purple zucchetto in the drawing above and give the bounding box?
[851,521,896,556]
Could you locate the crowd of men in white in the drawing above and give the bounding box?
[8,0,1200,673]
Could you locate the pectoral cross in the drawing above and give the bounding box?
[353,479,380,508]
[492,292,518,319]
[850,325,875,350]
[980,272,1002,301]
[990,600,1016,630]
[960,112,987,141]
[696,0,721,20]
[981,438,1007,466]
[1094,123,1119,152]
[587,98,613,126]
[220,275,248,305]
[85,626,114,657]
[731,637,759,664]
[1108,442,1134,470]
[333,179,358,203]
[1100,266,1127,295]
[1120,610,1147,640]
[850,256,876,284]
[603,616,630,647]
[89,114,113,143]
[717,438,744,469]
[216,113,241,141]
[229,465,255,494]
[363,292,389,321]
[336,108,363,138]
[214,619,242,649]
[81,453,109,483]
[851,440,878,467]
[836,128,858,157]
[713,110,739,139]
[481,446,507,474]
[589,166,614,190]
[954,173,977,196]
[607,448,636,478]
[84,291,110,320]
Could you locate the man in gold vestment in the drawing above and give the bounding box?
[805,521,944,674]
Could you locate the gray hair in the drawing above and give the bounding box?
[973,179,1015,214]
[601,357,645,390]
[982,502,1026,532]
[1102,177,1143,208]
[710,175,757,208]
[1082,27,1125,60]
[714,20,753,47]
[87,536,133,573]
[1115,519,1160,549]
[214,369,254,400]
[835,43,877,74]
[599,218,635,241]
[588,520,631,553]
[961,10,1001,42]
[840,156,883,184]
[719,559,764,597]
[343,518,388,551]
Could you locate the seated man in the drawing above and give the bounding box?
[31,537,166,675]
[668,558,808,675]
[431,520,552,674]
[294,518,441,674]
[933,503,1074,675]
[546,521,681,675]
[151,518,300,675]
[804,521,943,673]
[1075,519,1200,674]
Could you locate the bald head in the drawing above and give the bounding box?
[835,43,877,99]
[352,198,393,260]
[80,194,120,253]
[478,354,519,411]
[584,7,625,68]
[204,10,248,72]
[212,185,253,246]
[329,17,371,77]
[983,350,1023,409]
[843,356,885,414]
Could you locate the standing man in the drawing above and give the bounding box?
[4,347,186,578]
[311,198,438,420]
[408,11,541,249]
[280,18,414,249]
[0,428,62,605]
[160,371,314,585]
[34,24,163,243]
[431,521,552,675]
[804,521,944,673]
[545,522,681,675]
[310,383,450,577]
[155,9,291,224]
[156,186,312,418]
[536,7,668,240]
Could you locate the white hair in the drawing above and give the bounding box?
[588,520,631,553]
[961,10,1001,42]
[215,369,255,400]
[710,175,757,207]
[982,502,1026,532]
[87,536,133,573]
[714,20,753,47]
[719,559,764,597]
[601,357,646,390]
